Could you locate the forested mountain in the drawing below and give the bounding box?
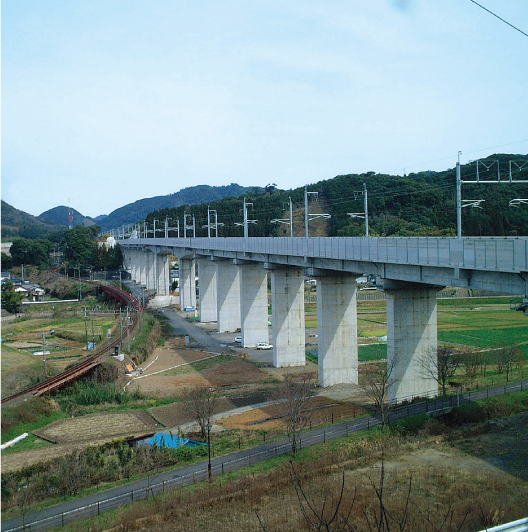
[146,154,528,238]
[39,206,97,228]
[97,183,255,230]
[1,201,66,241]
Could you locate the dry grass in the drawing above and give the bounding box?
[76,414,528,532]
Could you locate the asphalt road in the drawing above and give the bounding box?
[158,308,230,352]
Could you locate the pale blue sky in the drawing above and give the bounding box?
[2,0,527,218]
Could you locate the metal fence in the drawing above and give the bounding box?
[3,379,527,532]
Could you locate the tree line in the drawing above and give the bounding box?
[146,153,528,238]
[2,226,123,275]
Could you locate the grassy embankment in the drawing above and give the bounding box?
[53,389,528,532]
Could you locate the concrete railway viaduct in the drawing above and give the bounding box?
[119,236,528,402]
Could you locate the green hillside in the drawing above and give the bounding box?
[97,183,256,230]
[39,206,97,228]
[146,154,528,237]
[1,201,66,241]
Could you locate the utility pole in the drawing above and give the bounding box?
[84,308,89,349]
[235,199,257,237]
[207,207,212,238]
[289,196,293,237]
[42,333,48,377]
[347,183,369,237]
[271,197,294,237]
[364,183,369,237]
[243,198,251,238]
[184,214,195,238]
[205,208,223,237]
[304,187,330,238]
[456,151,462,238]
[304,187,310,238]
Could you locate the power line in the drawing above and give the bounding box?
[468,0,528,38]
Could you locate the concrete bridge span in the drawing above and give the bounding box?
[119,236,528,402]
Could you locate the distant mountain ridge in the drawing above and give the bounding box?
[1,184,256,240]
[39,206,96,228]
[1,200,65,240]
[95,183,255,230]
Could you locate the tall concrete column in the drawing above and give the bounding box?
[146,252,156,291]
[317,273,358,387]
[271,267,305,367]
[180,259,197,310]
[139,251,148,287]
[216,261,241,332]
[385,283,440,403]
[128,250,137,282]
[124,249,135,282]
[155,253,170,296]
[238,263,269,347]
[197,259,217,322]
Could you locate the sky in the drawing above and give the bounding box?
[2,0,527,218]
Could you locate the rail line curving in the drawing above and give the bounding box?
[1,282,143,405]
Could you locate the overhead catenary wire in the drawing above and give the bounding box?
[468,0,528,38]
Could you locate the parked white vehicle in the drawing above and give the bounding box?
[234,336,242,344]
[257,342,273,350]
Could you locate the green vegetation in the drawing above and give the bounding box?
[98,183,254,230]
[439,326,528,350]
[147,153,528,238]
[0,200,66,240]
[129,312,172,365]
[1,281,25,313]
[54,380,144,412]
[1,397,68,445]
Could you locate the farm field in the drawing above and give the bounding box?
[1,311,118,398]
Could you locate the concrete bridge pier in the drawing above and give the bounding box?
[384,281,443,403]
[154,252,170,296]
[270,266,306,367]
[139,250,150,288]
[315,271,359,387]
[197,259,218,322]
[125,249,139,282]
[146,251,157,291]
[237,262,269,347]
[180,258,197,310]
[216,260,241,332]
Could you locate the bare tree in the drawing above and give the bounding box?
[496,344,522,383]
[361,360,395,428]
[270,372,316,457]
[188,386,218,439]
[291,463,359,531]
[460,349,481,388]
[420,346,461,397]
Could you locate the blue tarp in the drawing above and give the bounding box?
[140,433,206,449]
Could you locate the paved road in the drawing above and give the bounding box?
[3,379,527,532]
[159,308,230,353]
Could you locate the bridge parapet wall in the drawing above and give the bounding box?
[121,237,528,295]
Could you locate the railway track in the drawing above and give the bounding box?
[1,282,143,405]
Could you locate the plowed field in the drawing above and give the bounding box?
[125,345,269,397]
